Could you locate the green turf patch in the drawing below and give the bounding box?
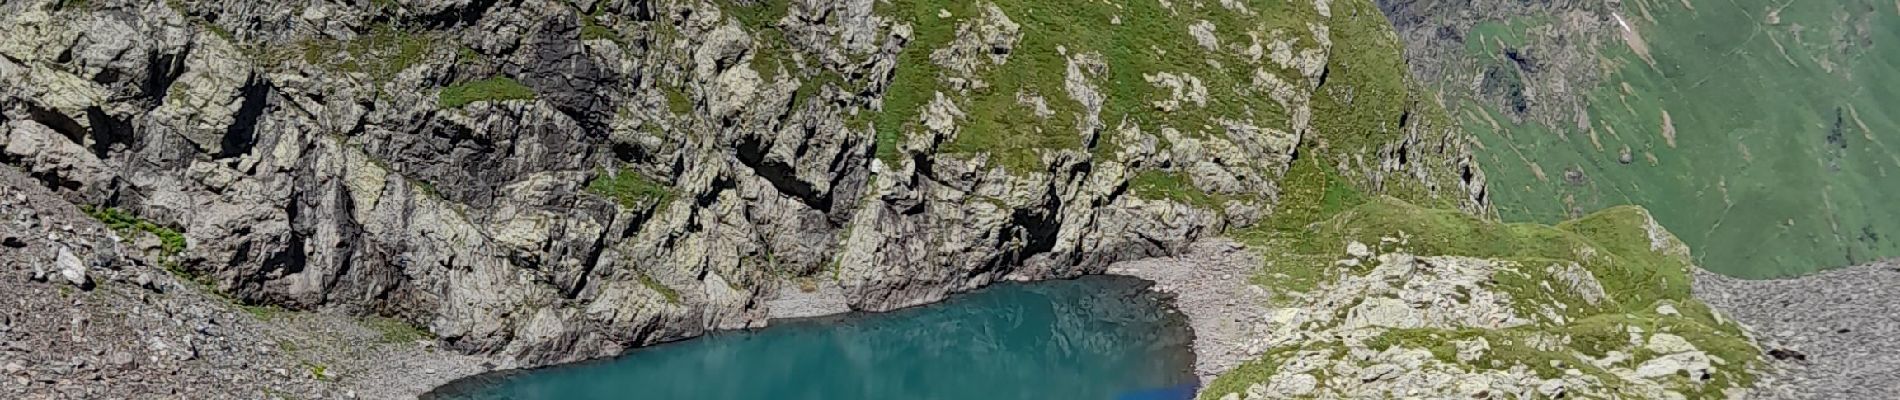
[664,86,693,115]
[83,206,187,260]
[587,167,674,209]
[297,24,439,84]
[438,77,537,109]
[637,272,681,304]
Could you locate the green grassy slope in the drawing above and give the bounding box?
[870,0,1321,171]
[1463,0,1900,277]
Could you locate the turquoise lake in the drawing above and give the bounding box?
[424,276,1198,400]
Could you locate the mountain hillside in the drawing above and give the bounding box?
[0,0,1775,398]
[1379,0,1900,278]
[1,0,1481,367]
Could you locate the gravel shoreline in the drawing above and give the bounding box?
[763,279,853,321]
[290,316,498,400]
[1104,240,1267,381]
[1693,260,1900,399]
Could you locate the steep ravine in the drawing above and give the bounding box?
[0,0,1795,399]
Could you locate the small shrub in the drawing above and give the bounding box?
[412,179,441,198]
[306,362,333,381]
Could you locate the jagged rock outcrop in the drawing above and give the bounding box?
[0,166,489,399]
[1,0,1485,368]
[1198,198,1763,400]
[1373,0,1614,129]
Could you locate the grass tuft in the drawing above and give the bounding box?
[83,206,187,260]
[664,86,693,115]
[637,272,681,304]
[1129,170,1217,207]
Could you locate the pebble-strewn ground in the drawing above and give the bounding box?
[1694,261,1900,399]
[763,279,852,321]
[1106,240,1267,382]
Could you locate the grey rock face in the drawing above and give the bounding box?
[0,0,1485,370]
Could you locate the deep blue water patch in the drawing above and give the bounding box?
[425,276,1197,400]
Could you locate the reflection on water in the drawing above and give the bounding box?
[425,276,1196,400]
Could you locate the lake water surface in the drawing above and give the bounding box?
[424,276,1197,400]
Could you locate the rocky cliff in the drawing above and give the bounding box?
[0,167,486,399]
[1,0,1485,369]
